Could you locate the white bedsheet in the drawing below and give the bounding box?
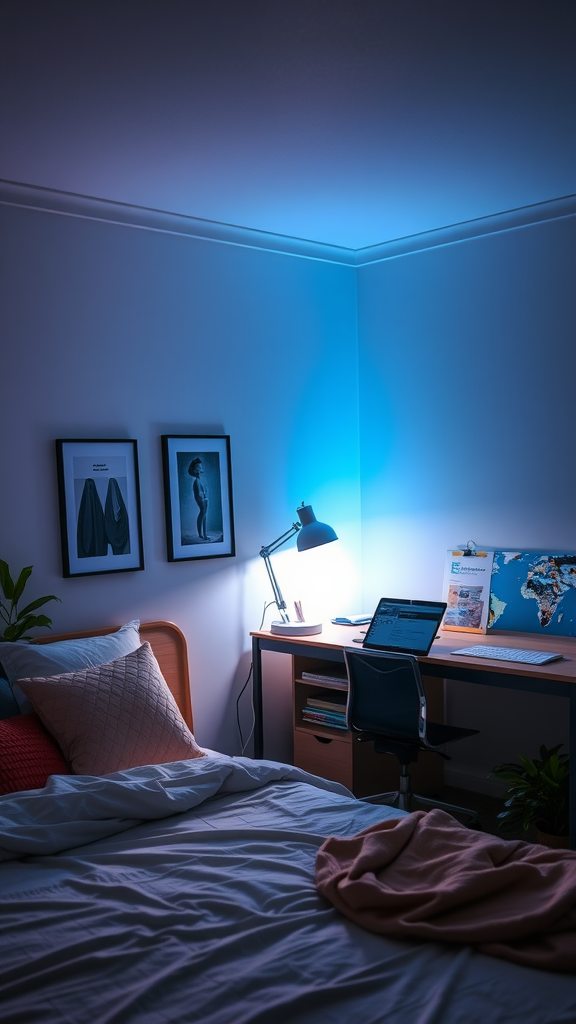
[1,756,575,1024]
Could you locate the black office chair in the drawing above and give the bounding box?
[344,648,480,825]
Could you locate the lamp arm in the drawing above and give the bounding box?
[259,522,302,623]
[261,552,290,622]
[259,522,301,558]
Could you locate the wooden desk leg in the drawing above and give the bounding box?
[252,636,264,759]
[565,692,569,851]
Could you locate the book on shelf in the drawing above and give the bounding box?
[307,692,347,713]
[301,704,344,729]
[301,706,348,729]
[302,706,346,721]
[300,670,348,690]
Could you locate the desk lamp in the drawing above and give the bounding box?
[259,503,337,636]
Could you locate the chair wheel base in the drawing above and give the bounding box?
[361,791,479,827]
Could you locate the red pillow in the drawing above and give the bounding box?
[0,713,70,795]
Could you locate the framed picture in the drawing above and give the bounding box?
[55,439,144,578]
[161,435,235,562]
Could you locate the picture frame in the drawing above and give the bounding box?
[161,435,235,562]
[55,439,144,578]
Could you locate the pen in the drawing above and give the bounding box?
[294,601,305,622]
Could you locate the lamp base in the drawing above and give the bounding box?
[270,620,323,636]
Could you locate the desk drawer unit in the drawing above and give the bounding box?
[294,730,352,789]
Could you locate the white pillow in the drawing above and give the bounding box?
[0,620,141,713]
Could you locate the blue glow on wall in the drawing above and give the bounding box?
[357,214,576,609]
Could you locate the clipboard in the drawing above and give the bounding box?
[442,544,494,633]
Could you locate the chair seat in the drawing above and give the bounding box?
[358,721,478,751]
[426,721,479,748]
[358,721,479,765]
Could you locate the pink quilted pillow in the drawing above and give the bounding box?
[17,642,205,775]
[0,713,71,794]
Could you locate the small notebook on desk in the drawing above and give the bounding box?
[450,644,564,665]
[331,614,373,625]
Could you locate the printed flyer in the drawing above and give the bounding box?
[442,549,495,633]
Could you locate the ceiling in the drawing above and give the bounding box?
[2,0,575,249]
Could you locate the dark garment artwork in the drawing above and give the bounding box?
[77,477,130,558]
[77,479,108,558]
[104,478,131,555]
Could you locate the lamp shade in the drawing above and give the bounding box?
[296,504,338,552]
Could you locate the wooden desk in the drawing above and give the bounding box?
[251,625,576,846]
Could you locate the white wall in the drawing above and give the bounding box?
[0,200,361,757]
[357,213,576,792]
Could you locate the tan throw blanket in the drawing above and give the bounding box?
[315,809,576,972]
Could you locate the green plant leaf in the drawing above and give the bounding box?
[498,772,524,785]
[0,560,15,600]
[12,565,33,604]
[517,754,538,776]
[22,613,52,631]
[28,613,52,627]
[0,561,60,641]
[496,807,532,832]
[3,622,27,641]
[491,763,525,782]
[540,743,563,761]
[492,743,570,837]
[18,594,61,617]
[3,614,53,641]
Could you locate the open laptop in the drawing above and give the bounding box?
[360,598,447,656]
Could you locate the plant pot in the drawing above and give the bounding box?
[535,827,570,850]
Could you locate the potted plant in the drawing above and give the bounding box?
[491,744,570,848]
[0,560,60,642]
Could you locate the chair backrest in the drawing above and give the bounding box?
[344,648,427,742]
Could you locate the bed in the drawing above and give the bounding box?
[1,621,575,1023]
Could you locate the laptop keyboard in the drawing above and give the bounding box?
[450,644,563,665]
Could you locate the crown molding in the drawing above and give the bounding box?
[0,179,357,266]
[355,194,576,266]
[1,179,574,266]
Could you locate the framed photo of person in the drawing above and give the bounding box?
[55,439,144,578]
[161,435,235,562]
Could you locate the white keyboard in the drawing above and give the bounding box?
[451,644,563,665]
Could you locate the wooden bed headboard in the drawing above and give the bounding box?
[34,621,194,732]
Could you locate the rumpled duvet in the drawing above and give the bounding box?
[316,807,576,972]
[0,755,350,861]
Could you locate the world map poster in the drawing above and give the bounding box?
[488,552,576,637]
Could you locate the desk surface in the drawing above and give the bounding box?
[251,624,576,686]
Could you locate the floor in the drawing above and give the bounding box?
[430,785,536,843]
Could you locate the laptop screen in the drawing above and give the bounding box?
[362,598,447,656]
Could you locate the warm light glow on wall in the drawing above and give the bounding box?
[245,525,360,631]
